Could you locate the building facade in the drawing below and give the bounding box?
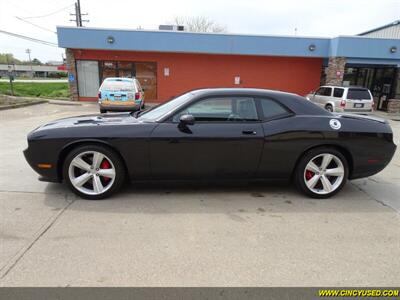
[57,25,400,112]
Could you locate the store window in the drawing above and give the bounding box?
[343,66,396,110]
[98,61,157,100]
[76,60,100,97]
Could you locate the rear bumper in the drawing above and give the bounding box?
[350,142,397,180]
[99,100,141,111]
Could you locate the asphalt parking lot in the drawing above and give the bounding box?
[0,102,399,287]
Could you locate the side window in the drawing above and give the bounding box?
[315,87,325,96]
[172,97,258,122]
[323,87,332,96]
[316,87,332,96]
[135,80,142,92]
[259,98,290,120]
[333,88,344,98]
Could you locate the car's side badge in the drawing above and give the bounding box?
[329,119,341,130]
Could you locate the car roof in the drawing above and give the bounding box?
[320,85,369,90]
[103,77,135,82]
[190,87,295,97]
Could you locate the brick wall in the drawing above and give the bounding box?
[387,99,400,113]
[65,49,78,101]
[325,57,346,86]
[72,49,323,102]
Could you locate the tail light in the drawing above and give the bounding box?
[340,100,346,107]
[98,92,101,99]
[135,92,140,100]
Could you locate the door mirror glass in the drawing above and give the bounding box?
[179,114,195,126]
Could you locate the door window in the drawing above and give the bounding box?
[333,88,344,98]
[259,98,290,120]
[173,97,258,122]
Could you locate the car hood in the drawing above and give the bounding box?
[35,112,140,131]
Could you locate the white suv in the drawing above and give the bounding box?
[306,86,374,113]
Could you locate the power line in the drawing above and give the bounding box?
[20,4,74,19]
[15,17,56,34]
[0,29,58,47]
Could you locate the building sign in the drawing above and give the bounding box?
[68,73,75,82]
[234,76,241,85]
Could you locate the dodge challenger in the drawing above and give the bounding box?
[24,88,396,200]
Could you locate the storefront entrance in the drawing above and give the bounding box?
[76,60,157,101]
[343,66,397,111]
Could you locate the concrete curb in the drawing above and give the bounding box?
[48,100,82,106]
[0,100,48,111]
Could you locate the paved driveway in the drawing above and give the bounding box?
[0,103,399,286]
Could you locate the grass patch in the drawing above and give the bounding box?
[0,82,70,99]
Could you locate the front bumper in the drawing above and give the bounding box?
[23,147,61,183]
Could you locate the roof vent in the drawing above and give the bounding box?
[159,25,185,31]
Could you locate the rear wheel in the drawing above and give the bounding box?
[325,104,333,112]
[294,147,348,198]
[63,145,125,200]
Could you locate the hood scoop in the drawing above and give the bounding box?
[74,116,124,125]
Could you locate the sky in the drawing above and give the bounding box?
[0,0,399,62]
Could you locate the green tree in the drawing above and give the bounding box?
[0,53,21,64]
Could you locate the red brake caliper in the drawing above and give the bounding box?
[305,170,314,181]
[100,159,111,184]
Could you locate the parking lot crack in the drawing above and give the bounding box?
[0,195,75,280]
[350,182,396,213]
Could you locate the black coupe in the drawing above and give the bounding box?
[24,88,396,199]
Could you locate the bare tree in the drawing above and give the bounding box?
[170,16,227,33]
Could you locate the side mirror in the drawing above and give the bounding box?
[179,114,195,126]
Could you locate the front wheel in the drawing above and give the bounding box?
[294,147,348,199]
[100,109,107,113]
[63,145,125,200]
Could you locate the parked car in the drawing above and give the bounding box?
[98,77,145,113]
[24,88,396,200]
[306,86,374,113]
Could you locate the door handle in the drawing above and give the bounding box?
[242,130,257,135]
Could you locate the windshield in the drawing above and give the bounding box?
[101,80,134,92]
[138,92,193,121]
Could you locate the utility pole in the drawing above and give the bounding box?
[25,48,33,78]
[6,55,14,96]
[70,0,89,27]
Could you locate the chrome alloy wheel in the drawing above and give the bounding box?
[303,153,345,195]
[68,151,116,196]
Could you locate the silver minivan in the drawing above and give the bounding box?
[306,86,374,113]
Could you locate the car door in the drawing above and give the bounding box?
[149,96,264,179]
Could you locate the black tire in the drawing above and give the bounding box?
[140,101,145,110]
[325,104,333,112]
[294,147,348,199]
[100,109,107,113]
[63,144,125,200]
